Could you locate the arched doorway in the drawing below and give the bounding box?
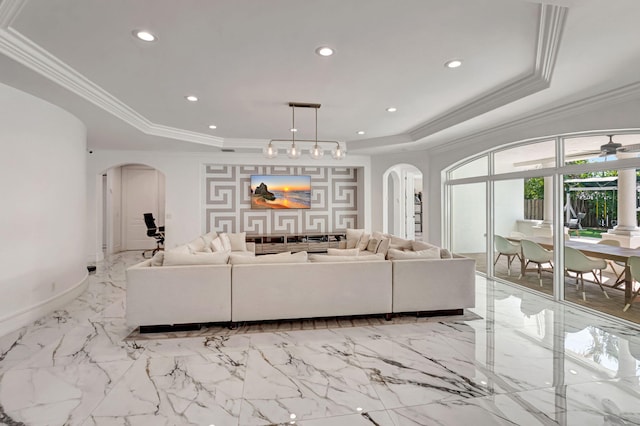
[382,164,423,240]
[100,163,166,255]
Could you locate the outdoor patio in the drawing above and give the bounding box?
[466,246,640,324]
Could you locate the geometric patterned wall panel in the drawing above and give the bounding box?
[204,165,359,233]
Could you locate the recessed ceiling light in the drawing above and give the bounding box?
[315,46,334,57]
[445,59,462,68]
[133,30,156,42]
[357,131,365,135]
[386,107,397,112]
[290,128,297,132]
[208,124,217,129]
[185,95,198,102]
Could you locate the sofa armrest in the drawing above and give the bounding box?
[392,256,476,312]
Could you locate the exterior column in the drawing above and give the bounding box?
[602,165,640,248]
[533,176,554,237]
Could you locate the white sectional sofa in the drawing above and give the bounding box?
[126,260,231,327]
[231,260,392,322]
[125,231,476,328]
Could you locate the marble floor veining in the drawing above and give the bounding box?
[2,252,640,425]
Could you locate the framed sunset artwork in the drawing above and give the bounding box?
[250,175,311,209]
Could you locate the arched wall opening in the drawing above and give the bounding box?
[95,163,166,259]
[382,163,423,239]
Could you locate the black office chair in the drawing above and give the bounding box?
[143,213,165,258]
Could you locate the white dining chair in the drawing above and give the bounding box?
[564,246,608,301]
[494,235,521,276]
[520,239,553,287]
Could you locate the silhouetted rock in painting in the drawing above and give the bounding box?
[254,182,276,200]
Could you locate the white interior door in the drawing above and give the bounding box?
[404,172,416,239]
[122,166,161,250]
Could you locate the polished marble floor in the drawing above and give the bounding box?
[2,251,640,425]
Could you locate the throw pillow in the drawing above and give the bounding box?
[366,238,381,253]
[372,231,390,241]
[168,244,190,254]
[327,248,360,256]
[357,233,371,251]
[387,247,440,260]
[376,238,390,257]
[412,240,436,251]
[219,233,232,251]
[211,237,226,252]
[346,228,365,249]
[163,251,229,266]
[228,232,247,251]
[201,231,218,247]
[389,235,413,251]
[150,251,164,266]
[187,236,211,253]
[440,248,453,259]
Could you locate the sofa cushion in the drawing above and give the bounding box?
[327,248,360,256]
[163,251,230,266]
[168,244,190,254]
[150,251,164,266]
[228,232,247,251]
[372,231,390,241]
[309,253,385,262]
[366,238,381,253]
[346,228,365,249]
[201,231,218,247]
[219,233,232,251]
[440,248,453,259]
[389,235,413,251]
[230,251,308,264]
[211,237,226,252]
[187,236,212,253]
[412,240,452,259]
[357,233,371,251]
[387,247,440,260]
[376,238,390,257]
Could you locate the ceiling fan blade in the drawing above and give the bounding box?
[618,143,640,153]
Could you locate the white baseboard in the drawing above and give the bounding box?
[0,272,89,338]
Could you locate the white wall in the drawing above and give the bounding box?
[86,151,371,260]
[0,83,87,336]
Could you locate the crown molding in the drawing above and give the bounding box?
[409,4,567,142]
[0,0,224,147]
[429,80,640,155]
[0,0,25,27]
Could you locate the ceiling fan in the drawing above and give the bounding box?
[598,134,640,156]
[513,134,640,168]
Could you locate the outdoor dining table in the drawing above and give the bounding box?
[510,236,640,307]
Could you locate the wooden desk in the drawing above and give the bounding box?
[511,236,640,306]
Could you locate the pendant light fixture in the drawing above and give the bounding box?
[264,102,347,160]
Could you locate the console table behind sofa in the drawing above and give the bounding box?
[246,232,346,254]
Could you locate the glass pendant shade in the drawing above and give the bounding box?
[263,142,278,159]
[309,144,324,159]
[331,145,346,160]
[287,143,302,159]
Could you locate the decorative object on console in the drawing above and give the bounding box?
[263,102,347,160]
[250,175,311,209]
